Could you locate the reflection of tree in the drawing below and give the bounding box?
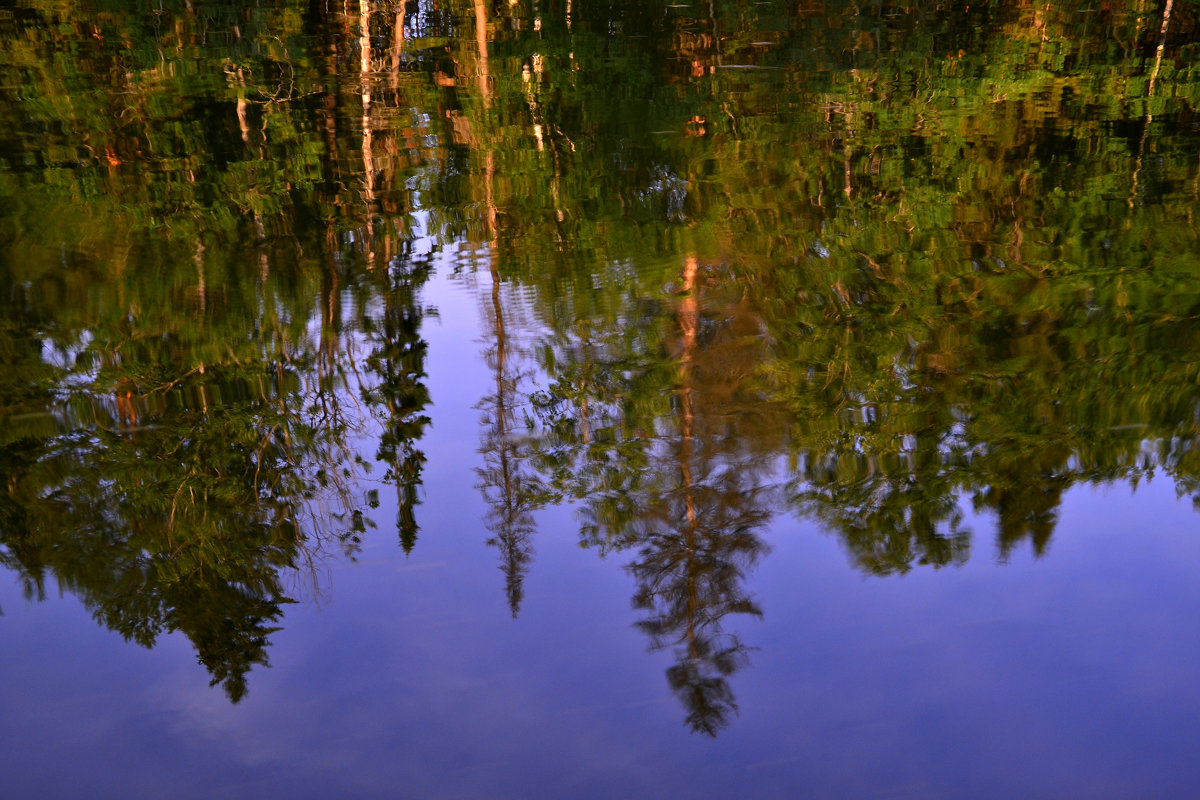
[623,257,774,735]
[0,0,441,691]
[361,248,434,554]
[524,256,780,734]
[475,259,553,617]
[625,460,771,736]
[973,442,1072,561]
[0,361,361,701]
[0,239,434,704]
[477,408,541,617]
[467,12,558,614]
[790,447,971,575]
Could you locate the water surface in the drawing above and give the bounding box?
[3,0,1200,796]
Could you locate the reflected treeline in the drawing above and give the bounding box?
[453,0,1200,567]
[7,0,1200,730]
[449,0,1200,732]
[0,0,440,699]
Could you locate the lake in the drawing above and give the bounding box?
[3,0,1200,796]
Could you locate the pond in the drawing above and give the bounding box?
[3,0,1200,796]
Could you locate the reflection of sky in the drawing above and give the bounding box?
[4,263,1200,797]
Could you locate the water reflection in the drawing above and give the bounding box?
[360,245,434,554]
[0,0,446,701]
[0,360,354,700]
[476,259,547,617]
[622,256,775,736]
[3,0,1200,743]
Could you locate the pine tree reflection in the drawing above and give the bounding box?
[475,257,551,618]
[624,456,771,736]
[361,243,433,555]
[624,256,775,735]
[527,255,781,734]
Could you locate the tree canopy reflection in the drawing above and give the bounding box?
[0,0,439,700]
[5,0,1200,730]
[450,0,1200,731]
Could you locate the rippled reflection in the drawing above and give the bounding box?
[3,0,1200,740]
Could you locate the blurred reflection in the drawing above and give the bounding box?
[6,0,1200,732]
[476,260,551,617]
[360,244,434,555]
[0,0,439,700]
[621,257,776,736]
[513,255,781,733]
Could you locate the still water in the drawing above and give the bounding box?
[3,0,1200,795]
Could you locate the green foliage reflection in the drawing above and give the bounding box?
[6,0,1200,731]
